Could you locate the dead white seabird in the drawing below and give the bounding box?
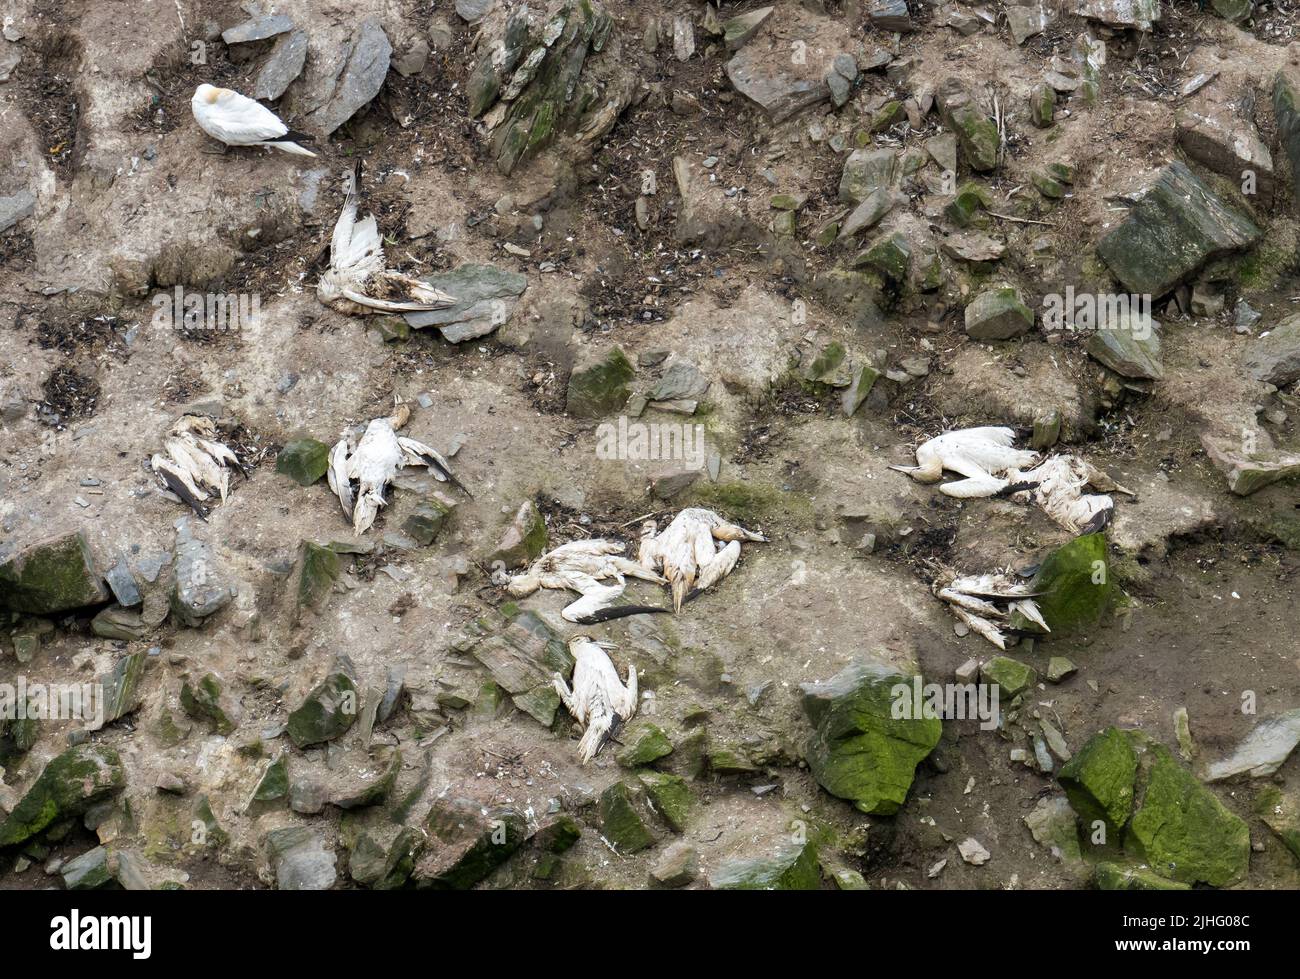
[637,507,767,611]
[893,426,1134,535]
[328,400,470,535]
[149,414,248,520]
[890,426,1040,498]
[317,163,458,316]
[502,539,668,623]
[932,568,1048,650]
[554,636,638,764]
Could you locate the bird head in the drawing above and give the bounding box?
[315,269,346,304]
[193,83,223,105]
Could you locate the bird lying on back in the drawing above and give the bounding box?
[892,426,1133,534]
[932,568,1048,651]
[638,508,767,611]
[190,84,316,157]
[554,636,638,764]
[502,539,668,623]
[889,426,1040,498]
[317,163,458,316]
[327,401,470,535]
[150,414,248,520]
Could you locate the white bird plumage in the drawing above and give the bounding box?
[328,402,469,535]
[190,83,316,156]
[150,414,247,520]
[933,568,1048,650]
[504,539,667,622]
[638,508,767,611]
[890,426,1041,498]
[317,164,458,316]
[554,636,638,764]
[893,426,1133,534]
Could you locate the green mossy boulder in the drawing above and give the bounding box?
[286,655,359,748]
[0,532,108,615]
[1021,532,1113,634]
[275,439,330,486]
[180,672,241,736]
[801,659,943,815]
[639,771,695,832]
[1058,726,1138,833]
[295,541,340,614]
[0,744,126,846]
[599,781,656,853]
[616,722,674,768]
[1127,744,1250,887]
[980,656,1037,698]
[416,798,528,889]
[710,840,821,890]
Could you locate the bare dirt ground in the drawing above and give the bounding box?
[1,0,1299,890]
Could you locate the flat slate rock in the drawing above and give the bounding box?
[306,17,392,136]
[254,29,308,101]
[404,264,528,342]
[222,14,294,45]
[0,190,35,233]
[1096,161,1261,296]
[726,45,829,123]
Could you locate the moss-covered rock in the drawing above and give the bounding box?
[0,532,108,615]
[1029,83,1054,128]
[295,541,340,614]
[1094,861,1191,890]
[1087,321,1164,381]
[1021,532,1113,634]
[349,825,425,889]
[964,285,1033,340]
[402,498,453,546]
[1127,744,1250,887]
[599,781,656,853]
[937,78,999,172]
[286,655,359,748]
[535,814,582,854]
[1058,726,1138,833]
[180,672,241,736]
[616,722,674,768]
[566,344,636,418]
[415,799,527,888]
[945,182,992,227]
[1095,160,1262,296]
[1275,69,1300,204]
[801,659,942,815]
[0,743,126,846]
[487,500,549,569]
[275,439,330,486]
[980,655,1036,698]
[252,754,289,802]
[639,771,695,832]
[855,231,912,285]
[710,840,821,890]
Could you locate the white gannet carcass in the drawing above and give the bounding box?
[1008,455,1135,535]
[317,164,458,316]
[554,636,638,764]
[190,84,316,157]
[933,569,1048,650]
[328,401,470,535]
[503,539,668,623]
[890,426,1041,498]
[150,414,248,520]
[638,508,768,611]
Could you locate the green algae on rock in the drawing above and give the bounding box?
[710,839,821,890]
[286,655,359,748]
[0,531,108,615]
[275,438,330,486]
[0,743,126,846]
[801,659,942,815]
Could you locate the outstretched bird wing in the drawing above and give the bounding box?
[329,163,384,279]
[396,435,472,497]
